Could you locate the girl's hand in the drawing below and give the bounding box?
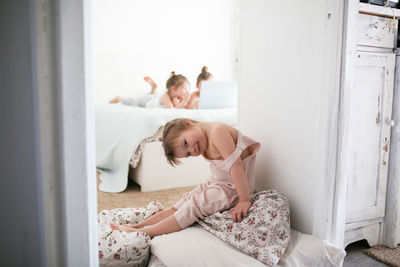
[182,89,190,102]
[230,200,251,223]
[172,96,181,106]
[109,96,122,104]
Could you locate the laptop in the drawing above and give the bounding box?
[198,81,238,109]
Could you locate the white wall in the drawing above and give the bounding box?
[91,0,240,104]
[239,0,343,240]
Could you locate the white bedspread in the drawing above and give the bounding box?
[95,104,237,193]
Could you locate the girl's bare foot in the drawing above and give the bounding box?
[110,223,136,232]
[109,96,122,104]
[144,76,157,94]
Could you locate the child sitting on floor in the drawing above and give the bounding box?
[109,72,190,108]
[111,118,260,238]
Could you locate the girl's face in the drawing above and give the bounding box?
[174,124,207,158]
[170,81,189,99]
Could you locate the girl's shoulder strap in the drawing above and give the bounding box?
[215,131,259,172]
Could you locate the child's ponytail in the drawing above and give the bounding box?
[166,71,188,92]
[197,66,213,88]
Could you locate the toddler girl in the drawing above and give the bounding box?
[109,72,190,108]
[111,118,260,238]
[186,66,214,109]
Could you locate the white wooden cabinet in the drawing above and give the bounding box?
[341,4,399,247]
[344,52,395,246]
[238,0,400,249]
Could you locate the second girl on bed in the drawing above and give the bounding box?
[109,72,190,109]
[185,66,214,109]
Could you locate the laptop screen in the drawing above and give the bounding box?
[198,81,238,109]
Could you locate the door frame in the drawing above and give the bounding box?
[35,0,98,265]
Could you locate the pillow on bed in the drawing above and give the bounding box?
[98,201,164,267]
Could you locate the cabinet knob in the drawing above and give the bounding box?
[386,118,395,127]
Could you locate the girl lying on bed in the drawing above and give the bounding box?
[185,66,214,109]
[109,72,190,109]
[111,118,260,238]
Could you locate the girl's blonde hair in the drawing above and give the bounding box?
[161,118,198,166]
[166,71,189,93]
[196,66,213,88]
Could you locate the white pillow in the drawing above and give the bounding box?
[150,228,346,267]
[151,226,265,267]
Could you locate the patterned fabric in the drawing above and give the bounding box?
[98,201,164,267]
[129,126,164,168]
[197,190,291,266]
[98,191,290,266]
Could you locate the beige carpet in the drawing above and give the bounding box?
[97,171,194,212]
[364,245,400,267]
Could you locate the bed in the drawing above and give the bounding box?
[95,103,237,193]
[129,140,210,192]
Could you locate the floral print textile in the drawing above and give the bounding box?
[98,201,164,267]
[99,191,290,266]
[197,190,290,266]
[130,126,163,168]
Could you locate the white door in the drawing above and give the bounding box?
[346,51,395,223]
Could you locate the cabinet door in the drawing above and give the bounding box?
[346,51,395,223]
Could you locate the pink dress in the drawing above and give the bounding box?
[173,131,260,229]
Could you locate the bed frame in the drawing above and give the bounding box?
[129,141,210,192]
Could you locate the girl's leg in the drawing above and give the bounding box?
[144,76,157,94]
[111,211,182,238]
[138,214,182,238]
[111,208,176,230]
[134,207,176,228]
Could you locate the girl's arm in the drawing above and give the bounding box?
[185,92,199,109]
[161,92,189,108]
[172,90,190,108]
[160,93,174,108]
[229,160,252,222]
[211,126,251,222]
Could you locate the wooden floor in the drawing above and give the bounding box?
[97,171,194,212]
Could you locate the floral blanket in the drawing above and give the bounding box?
[98,201,164,267]
[197,190,291,266]
[98,190,290,267]
[129,126,163,169]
